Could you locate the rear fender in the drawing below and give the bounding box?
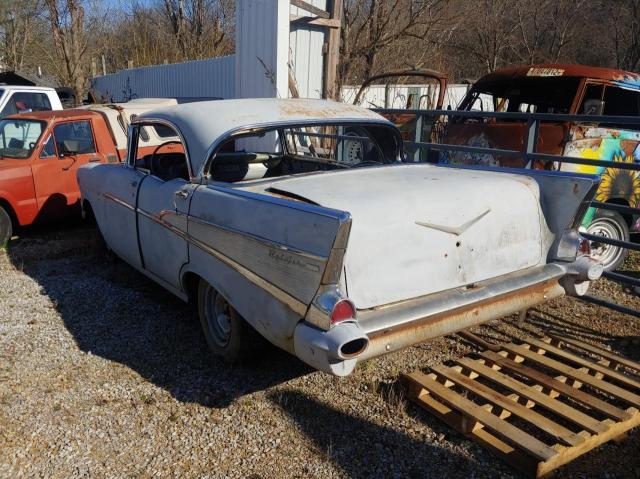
[186,185,353,334]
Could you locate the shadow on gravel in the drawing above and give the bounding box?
[7,224,311,408]
[268,390,479,479]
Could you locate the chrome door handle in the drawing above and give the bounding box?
[175,189,189,199]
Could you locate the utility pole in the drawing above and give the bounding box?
[323,0,343,100]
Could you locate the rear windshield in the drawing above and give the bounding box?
[460,77,581,114]
[0,119,45,159]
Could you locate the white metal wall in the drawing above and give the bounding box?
[91,55,236,102]
[289,0,326,98]
[235,0,289,99]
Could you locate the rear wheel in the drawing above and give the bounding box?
[586,210,629,272]
[197,279,263,362]
[0,206,13,247]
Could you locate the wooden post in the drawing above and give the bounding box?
[127,59,134,70]
[101,55,107,76]
[323,0,342,100]
[91,58,97,78]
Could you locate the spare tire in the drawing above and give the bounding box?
[586,209,629,272]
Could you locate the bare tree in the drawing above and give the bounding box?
[607,0,640,71]
[452,0,517,74]
[163,0,234,60]
[338,0,449,94]
[44,0,89,104]
[0,0,43,72]
[511,0,585,64]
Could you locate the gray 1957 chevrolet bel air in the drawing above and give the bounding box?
[78,98,603,376]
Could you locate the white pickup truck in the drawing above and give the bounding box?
[0,85,63,117]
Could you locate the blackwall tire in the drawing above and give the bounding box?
[197,278,263,362]
[586,210,629,272]
[0,206,13,247]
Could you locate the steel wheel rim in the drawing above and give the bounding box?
[586,218,625,269]
[203,286,231,347]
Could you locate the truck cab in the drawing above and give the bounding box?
[0,110,122,244]
[0,85,63,117]
[0,99,186,245]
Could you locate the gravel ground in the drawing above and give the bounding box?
[1,223,639,479]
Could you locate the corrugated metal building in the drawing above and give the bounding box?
[91,55,236,103]
[92,0,327,102]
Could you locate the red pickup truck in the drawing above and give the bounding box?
[0,99,181,244]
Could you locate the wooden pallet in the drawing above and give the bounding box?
[405,335,640,478]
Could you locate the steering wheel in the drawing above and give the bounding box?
[150,140,183,177]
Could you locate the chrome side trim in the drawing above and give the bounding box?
[188,233,308,316]
[103,192,135,211]
[322,216,351,285]
[187,214,327,263]
[137,207,188,240]
[207,184,352,222]
[135,206,309,316]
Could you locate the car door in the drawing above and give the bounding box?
[134,124,191,288]
[97,138,145,270]
[53,120,105,206]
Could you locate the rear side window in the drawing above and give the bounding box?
[0,92,52,117]
[153,124,179,138]
[53,121,96,155]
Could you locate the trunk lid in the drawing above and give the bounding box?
[263,164,546,309]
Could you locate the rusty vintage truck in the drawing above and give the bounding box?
[0,99,182,244]
[438,64,640,271]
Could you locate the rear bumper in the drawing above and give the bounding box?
[293,260,600,375]
[358,263,568,360]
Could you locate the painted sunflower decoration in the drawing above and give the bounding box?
[595,154,640,206]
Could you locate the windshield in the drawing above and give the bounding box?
[0,119,45,159]
[460,77,581,114]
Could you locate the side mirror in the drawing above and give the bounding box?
[60,139,80,156]
[583,99,604,116]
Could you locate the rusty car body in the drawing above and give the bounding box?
[78,98,602,376]
[440,64,640,270]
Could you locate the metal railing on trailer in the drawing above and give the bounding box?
[375,108,640,318]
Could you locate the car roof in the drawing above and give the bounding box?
[0,85,57,92]
[475,63,640,91]
[136,98,392,176]
[5,109,102,121]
